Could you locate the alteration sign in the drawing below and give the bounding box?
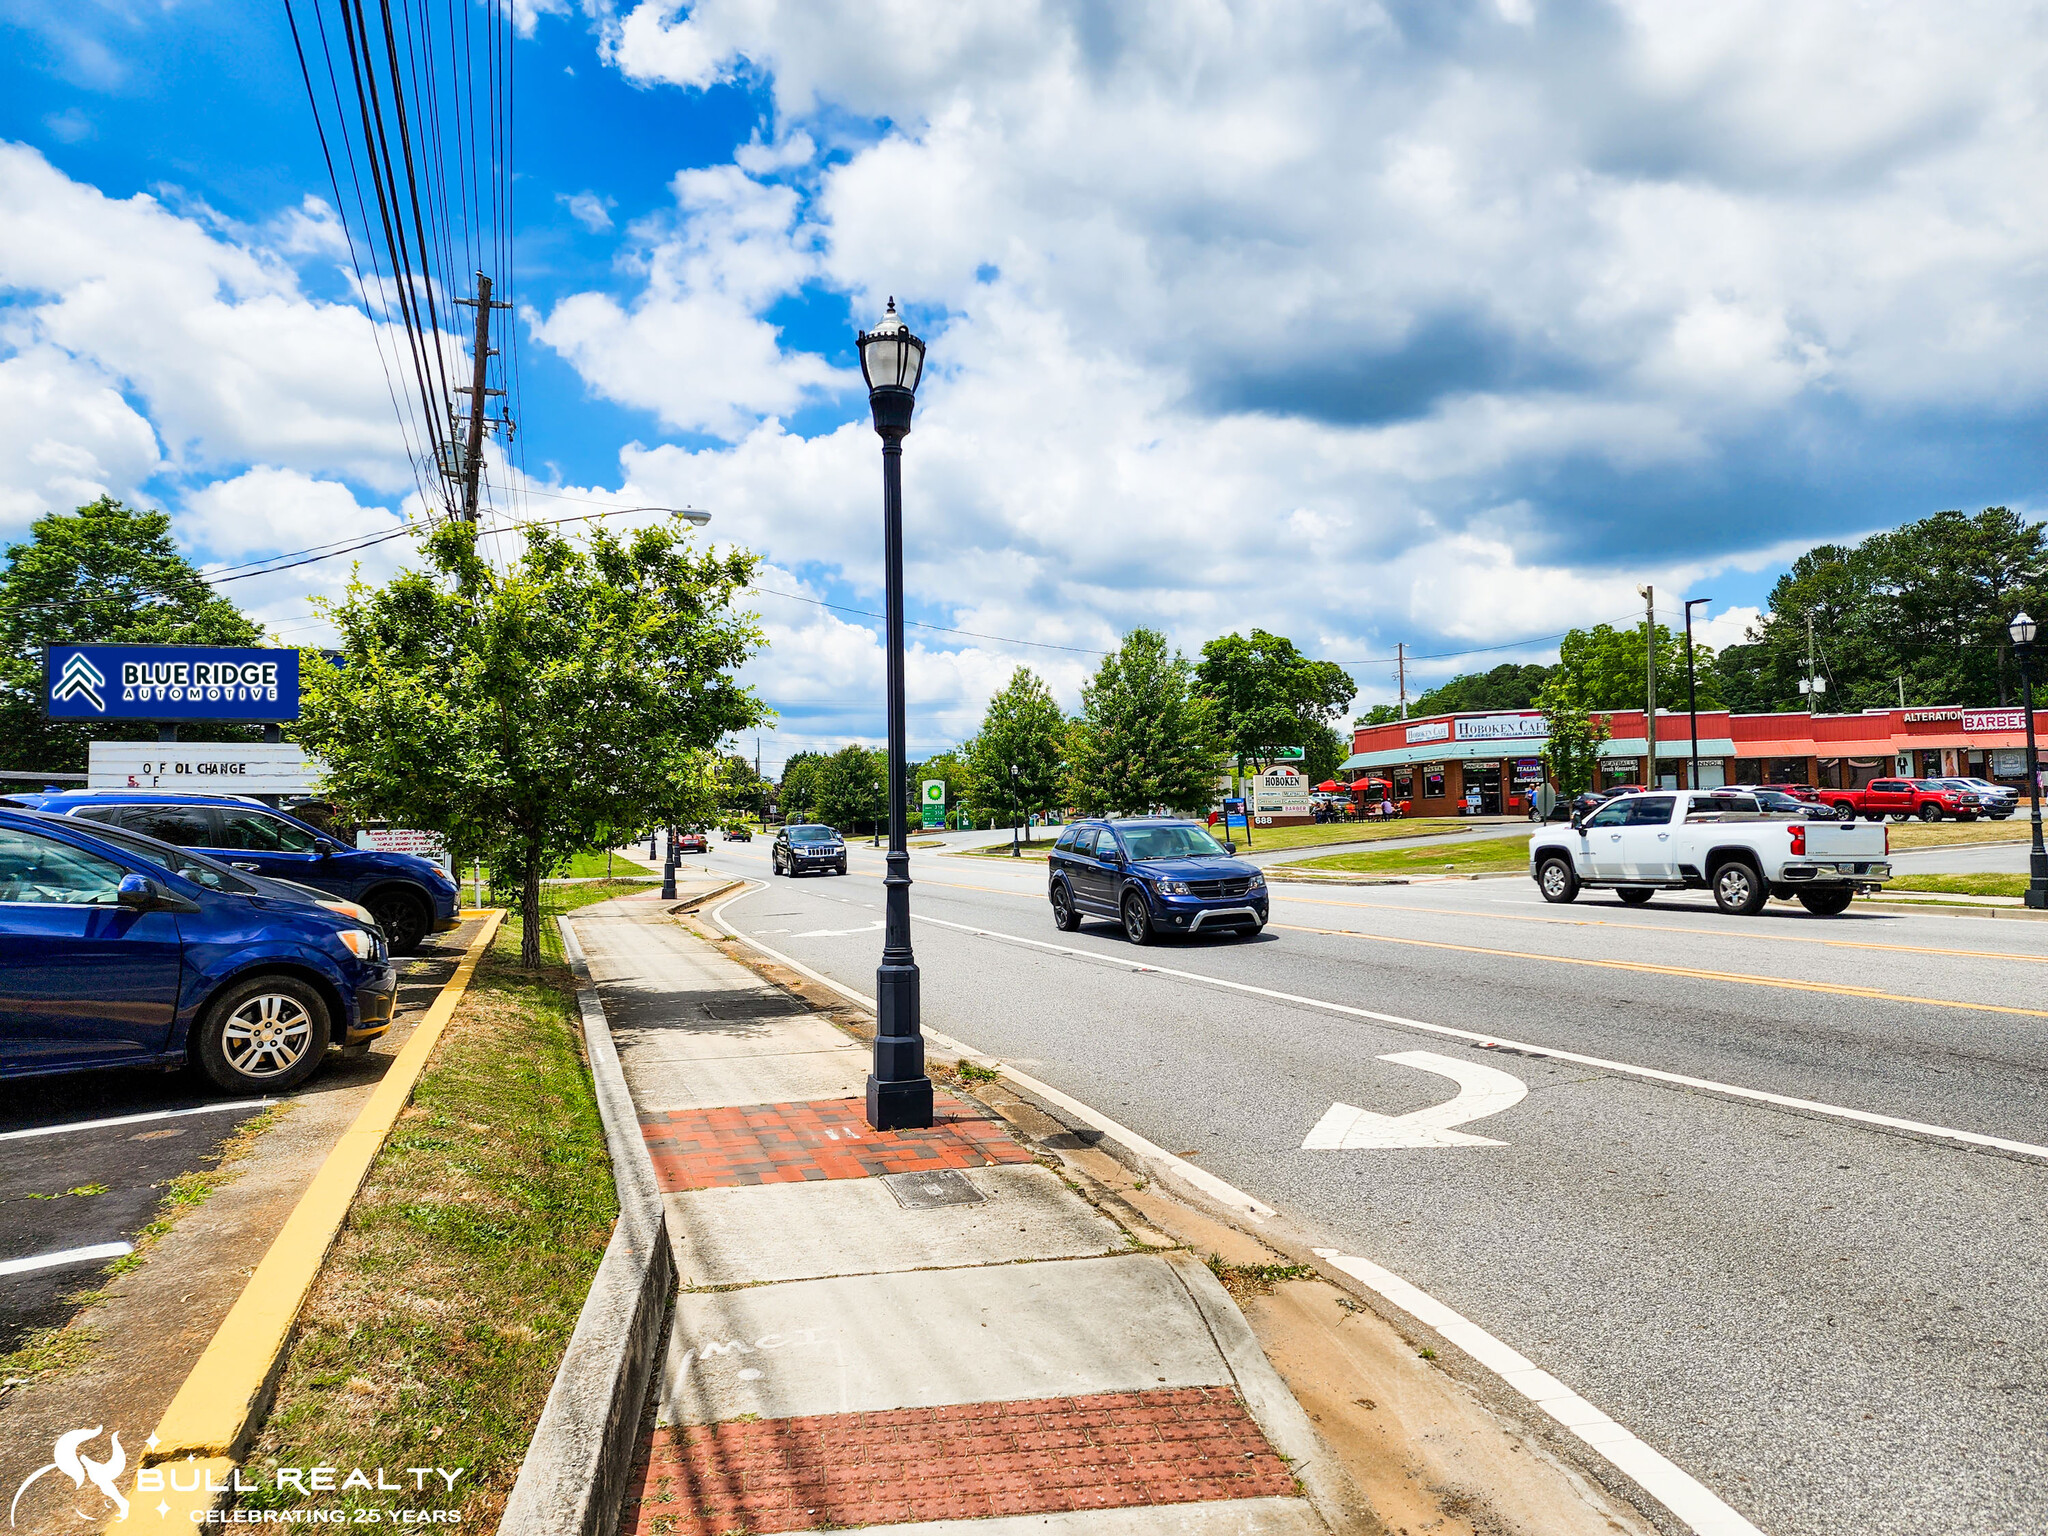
[45,645,301,721]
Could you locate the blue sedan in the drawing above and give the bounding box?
[0,808,396,1093]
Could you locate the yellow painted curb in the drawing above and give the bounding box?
[107,911,505,1525]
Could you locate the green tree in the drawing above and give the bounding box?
[1536,666,1607,798]
[1304,721,1348,783]
[1195,629,1355,784]
[714,750,766,822]
[965,667,1067,833]
[778,751,825,821]
[816,744,887,832]
[1066,629,1225,816]
[1356,702,1402,727]
[1556,622,1717,712]
[298,516,764,967]
[1409,662,1557,717]
[0,497,265,772]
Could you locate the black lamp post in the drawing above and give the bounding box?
[859,298,934,1130]
[1684,597,1712,790]
[661,824,677,901]
[2012,611,2048,910]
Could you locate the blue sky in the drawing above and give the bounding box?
[5,0,2046,774]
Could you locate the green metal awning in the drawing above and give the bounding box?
[1597,737,1738,760]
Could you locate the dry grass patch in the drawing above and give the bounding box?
[242,950,615,1527]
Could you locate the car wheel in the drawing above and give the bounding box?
[836,861,847,875]
[1711,859,1767,915]
[1832,802,1857,819]
[1616,887,1654,906]
[1797,888,1854,916]
[1537,855,1579,904]
[195,974,332,1094]
[1918,803,1941,822]
[1050,881,1081,931]
[1121,891,1155,945]
[369,889,429,955]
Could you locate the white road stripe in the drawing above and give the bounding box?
[1315,1249,1767,1536]
[892,908,2048,1163]
[0,1241,133,1276]
[0,1100,271,1143]
[704,879,1760,1536]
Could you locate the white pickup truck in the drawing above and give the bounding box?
[1529,790,1894,915]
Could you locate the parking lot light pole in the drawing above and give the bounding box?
[1684,597,1712,790]
[2011,612,2048,910]
[860,299,933,1130]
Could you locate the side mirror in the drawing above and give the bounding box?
[316,839,341,857]
[1224,840,1236,854]
[118,873,157,910]
[1569,814,1584,832]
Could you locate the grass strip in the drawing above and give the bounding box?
[1285,835,1532,876]
[1888,872,2028,897]
[491,877,661,966]
[1885,819,2036,848]
[240,944,617,1527]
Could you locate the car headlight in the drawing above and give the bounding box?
[1157,879,1190,894]
[428,866,458,889]
[336,926,377,959]
[1248,870,1266,888]
[320,897,378,926]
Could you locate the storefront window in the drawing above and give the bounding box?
[1393,767,1413,802]
[1422,763,1446,799]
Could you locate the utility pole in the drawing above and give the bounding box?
[449,273,508,522]
[1638,585,1657,788]
[1396,643,1408,720]
[1798,613,1827,712]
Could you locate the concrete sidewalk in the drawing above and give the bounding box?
[567,896,1355,1536]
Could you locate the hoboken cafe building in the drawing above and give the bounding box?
[1342,705,2048,815]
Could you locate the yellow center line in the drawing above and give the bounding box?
[1270,920,2048,1019]
[1273,892,2048,966]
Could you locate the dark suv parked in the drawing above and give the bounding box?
[3,791,460,953]
[772,823,847,876]
[1048,818,1267,944]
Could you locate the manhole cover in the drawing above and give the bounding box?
[880,1169,986,1209]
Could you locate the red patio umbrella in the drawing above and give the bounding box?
[1316,779,1343,792]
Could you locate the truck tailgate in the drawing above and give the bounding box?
[1802,821,1889,860]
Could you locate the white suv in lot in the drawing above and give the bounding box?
[1530,790,1893,916]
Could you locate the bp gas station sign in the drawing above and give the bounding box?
[921,780,946,830]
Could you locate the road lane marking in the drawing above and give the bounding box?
[1271,920,2048,1021]
[880,908,2048,1163]
[0,1241,133,1276]
[1314,1250,1766,1536]
[1275,893,2048,965]
[788,920,884,938]
[705,881,1756,1536]
[0,1101,272,1143]
[1303,1051,1527,1149]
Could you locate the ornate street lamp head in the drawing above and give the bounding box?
[2013,611,2038,647]
[858,297,925,436]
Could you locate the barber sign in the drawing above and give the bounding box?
[46,644,301,721]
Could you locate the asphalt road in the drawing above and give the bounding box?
[676,834,2047,1536]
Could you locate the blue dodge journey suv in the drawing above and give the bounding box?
[4,791,460,953]
[0,807,395,1092]
[1049,818,1267,944]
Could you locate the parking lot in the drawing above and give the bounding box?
[0,939,469,1357]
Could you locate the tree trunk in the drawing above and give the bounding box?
[521,842,543,969]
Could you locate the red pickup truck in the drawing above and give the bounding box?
[1825,778,1976,822]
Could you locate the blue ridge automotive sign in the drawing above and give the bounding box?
[44,645,301,721]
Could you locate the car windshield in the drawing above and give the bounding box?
[1119,825,1228,861]
[788,826,838,844]
[57,819,258,894]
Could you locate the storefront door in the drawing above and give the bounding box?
[1466,762,1503,815]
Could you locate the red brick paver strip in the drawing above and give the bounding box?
[642,1093,1035,1192]
[621,1386,1297,1535]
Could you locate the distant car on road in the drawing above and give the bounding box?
[723,825,753,842]
[1048,818,1267,944]
[3,791,460,954]
[1821,778,1975,823]
[1935,778,2016,819]
[676,829,709,854]
[1741,787,1843,820]
[772,824,847,876]
[0,807,394,1092]
[1530,790,1892,915]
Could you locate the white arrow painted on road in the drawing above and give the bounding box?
[788,920,885,938]
[1303,1050,1528,1150]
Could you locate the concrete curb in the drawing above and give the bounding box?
[112,912,505,1527]
[496,918,675,1536]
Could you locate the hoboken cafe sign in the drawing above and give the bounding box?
[1406,713,1550,745]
